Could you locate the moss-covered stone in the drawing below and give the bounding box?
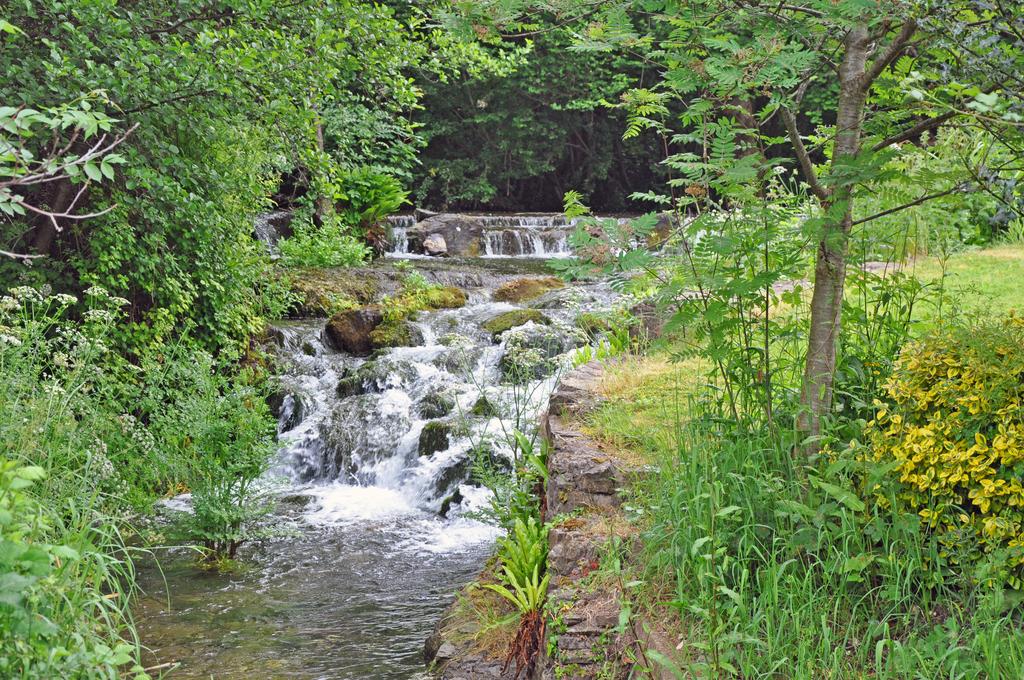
[420,391,456,419]
[481,309,551,339]
[439,488,464,517]
[288,268,379,317]
[423,286,467,310]
[470,395,497,417]
[369,320,424,349]
[418,420,452,457]
[493,276,565,303]
[575,312,611,338]
[336,374,364,398]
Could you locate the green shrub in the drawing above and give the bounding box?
[866,316,1024,586]
[336,166,409,232]
[0,283,280,672]
[0,287,147,678]
[278,216,371,268]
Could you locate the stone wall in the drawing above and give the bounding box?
[427,361,636,680]
[540,361,636,680]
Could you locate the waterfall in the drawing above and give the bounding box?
[253,210,293,257]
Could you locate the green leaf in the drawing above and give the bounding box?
[810,477,865,512]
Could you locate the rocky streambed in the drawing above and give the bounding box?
[133,248,623,678]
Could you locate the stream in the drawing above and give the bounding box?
[134,214,617,679]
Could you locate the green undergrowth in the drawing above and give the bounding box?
[585,355,1024,678]
[0,286,278,677]
[381,269,467,324]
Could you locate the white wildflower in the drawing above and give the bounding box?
[9,286,42,301]
[84,309,114,323]
[84,285,109,298]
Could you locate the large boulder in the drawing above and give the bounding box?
[407,214,486,257]
[492,276,564,303]
[369,320,424,349]
[481,309,551,339]
[422,233,448,256]
[325,307,383,356]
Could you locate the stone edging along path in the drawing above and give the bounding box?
[426,361,641,680]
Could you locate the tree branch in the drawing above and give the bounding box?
[871,110,958,151]
[781,107,829,201]
[0,249,45,261]
[850,185,960,226]
[861,19,917,90]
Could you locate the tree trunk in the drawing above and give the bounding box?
[797,25,871,441]
[312,115,333,228]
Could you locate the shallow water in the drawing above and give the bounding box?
[135,492,497,679]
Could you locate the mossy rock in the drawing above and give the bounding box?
[575,312,611,338]
[439,488,464,517]
[369,320,424,349]
[481,309,551,339]
[288,268,379,317]
[420,391,456,419]
[336,374,365,399]
[418,421,452,457]
[423,286,467,310]
[470,395,497,417]
[493,276,564,303]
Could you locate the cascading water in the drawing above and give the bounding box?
[386,213,633,259]
[133,247,618,679]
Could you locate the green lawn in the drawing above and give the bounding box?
[910,243,1024,318]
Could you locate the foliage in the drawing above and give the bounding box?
[0,0,460,358]
[849,129,1007,259]
[151,351,278,562]
[335,167,409,232]
[866,316,1024,587]
[0,284,280,670]
[0,96,126,255]
[0,287,147,677]
[278,216,371,269]
[473,432,550,533]
[413,25,663,211]
[485,517,550,614]
[832,268,933,431]
[590,361,1024,677]
[0,459,147,680]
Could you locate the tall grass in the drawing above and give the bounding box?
[630,403,1024,678]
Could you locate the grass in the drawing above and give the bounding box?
[587,375,1024,678]
[909,243,1024,319]
[578,244,1024,678]
[582,355,702,465]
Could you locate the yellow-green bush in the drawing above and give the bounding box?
[867,316,1024,585]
